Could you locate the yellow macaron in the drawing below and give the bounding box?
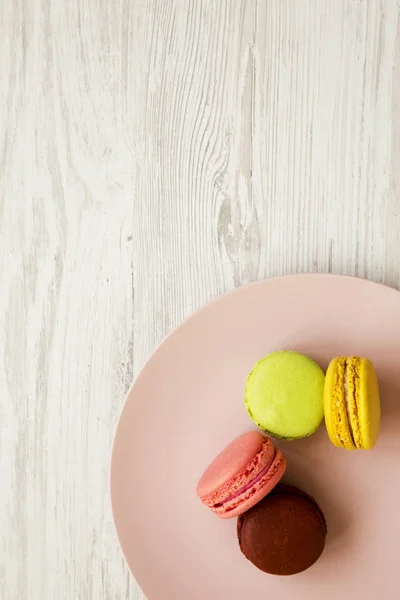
[324,356,380,450]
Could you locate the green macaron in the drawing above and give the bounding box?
[245,351,325,440]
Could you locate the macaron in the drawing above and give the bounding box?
[237,484,327,576]
[324,356,381,450]
[196,431,286,519]
[245,351,325,439]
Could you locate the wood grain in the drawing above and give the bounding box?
[1,0,399,598]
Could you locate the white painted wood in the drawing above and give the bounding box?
[1,0,399,597]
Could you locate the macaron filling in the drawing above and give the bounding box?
[336,357,362,449]
[343,368,356,447]
[213,451,277,508]
[346,358,362,448]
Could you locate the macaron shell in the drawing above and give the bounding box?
[245,351,325,440]
[269,483,327,528]
[201,437,276,508]
[358,358,380,449]
[323,358,339,447]
[324,357,356,450]
[237,484,327,576]
[216,451,286,519]
[196,431,264,498]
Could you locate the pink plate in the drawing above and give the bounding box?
[110,274,400,600]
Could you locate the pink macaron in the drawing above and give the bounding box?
[196,431,286,519]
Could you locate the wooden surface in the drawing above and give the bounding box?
[1,0,400,598]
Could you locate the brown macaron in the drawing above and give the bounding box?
[237,484,327,576]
